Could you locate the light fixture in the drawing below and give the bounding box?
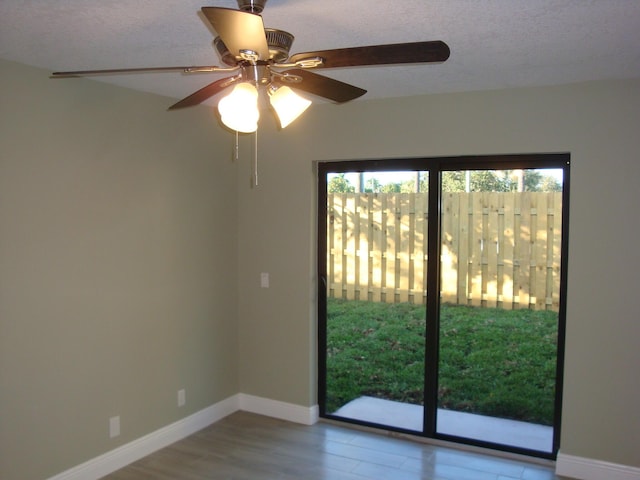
[268,85,312,129]
[217,82,260,133]
[215,70,312,187]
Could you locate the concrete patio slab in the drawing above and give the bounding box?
[333,396,553,452]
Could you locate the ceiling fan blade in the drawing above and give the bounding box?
[279,69,366,103]
[51,66,224,77]
[289,40,450,69]
[201,7,269,61]
[168,75,242,110]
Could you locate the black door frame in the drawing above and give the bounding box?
[317,153,570,460]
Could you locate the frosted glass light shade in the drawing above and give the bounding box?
[269,86,312,128]
[218,82,259,133]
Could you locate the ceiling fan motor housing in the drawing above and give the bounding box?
[214,28,294,65]
[265,29,295,62]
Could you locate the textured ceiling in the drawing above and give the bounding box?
[1,0,640,106]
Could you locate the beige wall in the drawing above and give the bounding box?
[0,59,239,480]
[2,56,639,478]
[237,80,640,468]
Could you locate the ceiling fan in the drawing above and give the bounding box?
[52,0,450,132]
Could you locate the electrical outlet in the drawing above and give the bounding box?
[109,416,120,438]
[178,389,186,407]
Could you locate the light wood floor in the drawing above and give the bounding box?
[101,411,568,480]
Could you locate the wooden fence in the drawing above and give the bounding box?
[327,192,563,311]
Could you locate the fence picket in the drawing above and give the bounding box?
[502,194,515,309]
[414,193,428,304]
[552,194,562,310]
[384,195,396,303]
[486,192,499,307]
[470,192,484,307]
[535,194,548,310]
[398,195,411,303]
[441,192,458,305]
[371,195,383,302]
[328,194,341,298]
[496,193,506,309]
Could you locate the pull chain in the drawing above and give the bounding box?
[234,130,239,162]
[231,129,258,187]
[253,129,258,187]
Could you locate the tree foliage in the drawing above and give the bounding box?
[327,170,561,194]
[328,173,355,193]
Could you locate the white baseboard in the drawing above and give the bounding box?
[47,394,319,480]
[47,395,240,480]
[556,453,640,480]
[238,393,319,425]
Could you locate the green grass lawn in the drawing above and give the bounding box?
[326,298,558,425]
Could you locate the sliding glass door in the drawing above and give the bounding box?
[318,155,569,459]
[436,168,565,454]
[322,168,429,432]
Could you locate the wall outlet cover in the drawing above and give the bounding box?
[109,416,120,438]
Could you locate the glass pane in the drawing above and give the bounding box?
[436,168,563,453]
[325,170,428,431]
